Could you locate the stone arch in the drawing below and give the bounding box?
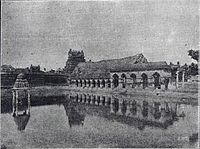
[141,73,148,89]
[97,80,101,88]
[101,79,106,88]
[130,73,137,88]
[152,72,160,89]
[121,73,127,88]
[112,74,119,88]
[92,79,96,87]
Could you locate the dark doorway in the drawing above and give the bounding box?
[101,79,105,88]
[121,73,126,88]
[130,73,137,88]
[141,73,148,89]
[153,72,160,89]
[112,74,119,88]
[92,79,96,87]
[97,80,101,87]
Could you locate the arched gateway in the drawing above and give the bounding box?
[112,74,119,88]
[141,73,148,89]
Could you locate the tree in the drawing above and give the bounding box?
[188,49,199,62]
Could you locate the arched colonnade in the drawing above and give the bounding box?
[70,71,171,90]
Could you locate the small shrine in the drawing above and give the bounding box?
[12,73,31,131]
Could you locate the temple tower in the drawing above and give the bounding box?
[64,49,85,74]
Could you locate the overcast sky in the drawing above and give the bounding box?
[2,0,199,70]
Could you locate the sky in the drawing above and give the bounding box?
[2,0,199,70]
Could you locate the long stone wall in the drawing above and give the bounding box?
[69,70,171,90]
[1,73,68,88]
[69,69,188,90]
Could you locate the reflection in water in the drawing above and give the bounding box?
[8,91,189,132]
[2,90,197,148]
[69,92,181,130]
[63,101,85,128]
[13,113,30,131]
[12,89,30,131]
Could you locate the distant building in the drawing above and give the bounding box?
[69,53,178,90]
[30,64,41,73]
[64,49,86,74]
[1,65,15,74]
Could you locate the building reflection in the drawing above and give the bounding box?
[68,92,181,130]
[63,101,85,128]
[8,89,186,131]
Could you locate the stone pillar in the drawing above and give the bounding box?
[82,94,85,103]
[171,103,177,114]
[105,80,109,88]
[137,106,143,119]
[110,101,115,113]
[165,102,170,113]
[93,80,97,89]
[176,71,179,89]
[99,79,103,88]
[182,71,185,87]
[110,79,114,89]
[88,80,90,88]
[95,96,99,105]
[148,102,155,121]
[105,96,110,106]
[90,79,94,88]
[118,79,123,88]
[85,94,90,104]
[80,80,83,88]
[90,95,94,104]
[125,101,131,116]
[76,94,80,102]
[117,99,123,115]
[12,90,15,115]
[16,90,19,116]
[99,96,103,105]
[27,90,31,114]
[159,109,166,123]
[77,80,80,87]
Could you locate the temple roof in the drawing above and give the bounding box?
[110,61,170,72]
[71,54,170,79]
[13,73,30,88]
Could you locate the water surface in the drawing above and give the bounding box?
[1,92,198,148]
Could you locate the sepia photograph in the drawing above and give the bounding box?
[1,0,199,148]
